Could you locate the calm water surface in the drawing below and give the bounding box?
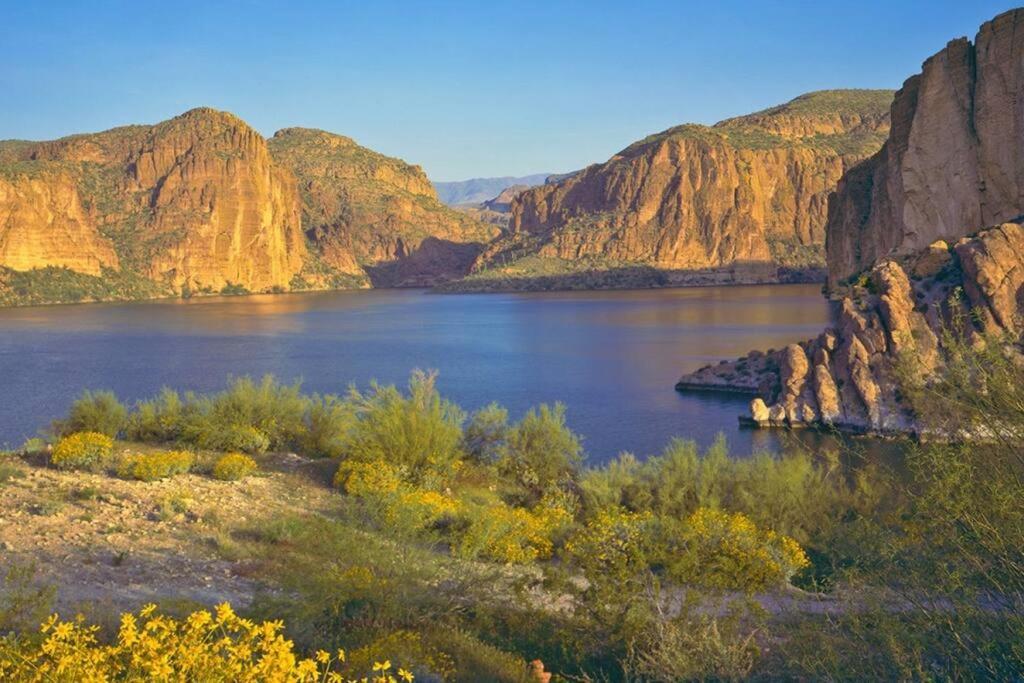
[0,285,841,461]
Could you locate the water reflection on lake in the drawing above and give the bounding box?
[0,284,896,462]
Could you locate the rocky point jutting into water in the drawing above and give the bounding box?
[0,110,495,304]
[445,90,892,291]
[677,9,1024,435]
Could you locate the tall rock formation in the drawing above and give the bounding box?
[678,9,1024,436]
[0,108,309,299]
[827,9,1024,290]
[457,90,892,291]
[0,109,498,304]
[268,128,498,287]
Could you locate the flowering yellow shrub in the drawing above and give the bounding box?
[459,499,572,564]
[50,432,114,471]
[212,452,259,481]
[117,450,194,482]
[0,603,413,682]
[669,507,810,591]
[565,507,652,580]
[334,459,402,495]
[387,488,462,530]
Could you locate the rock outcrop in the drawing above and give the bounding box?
[0,108,308,296]
[0,171,118,275]
[679,224,1022,433]
[678,10,1024,435]
[827,9,1024,290]
[268,128,498,287]
[460,90,892,290]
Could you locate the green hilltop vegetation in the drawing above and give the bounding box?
[625,89,894,156]
[1,331,1022,679]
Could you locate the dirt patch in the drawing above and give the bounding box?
[0,448,341,616]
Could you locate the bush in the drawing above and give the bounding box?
[302,394,355,458]
[194,423,270,454]
[211,453,258,481]
[50,432,114,471]
[56,390,126,437]
[661,507,809,591]
[500,403,581,506]
[117,450,194,482]
[125,388,185,442]
[462,403,508,463]
[457,500,570,564]
[344,370,465,486]
[0,603,412,681]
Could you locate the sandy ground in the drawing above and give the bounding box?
[0,449,339,616]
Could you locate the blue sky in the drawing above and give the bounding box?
[0,1,1016,180]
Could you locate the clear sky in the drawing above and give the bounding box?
[0,1,1017,180]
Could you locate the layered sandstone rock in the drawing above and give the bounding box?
[464,90,891,289]
[827,9,1024,290]
[134,109,307,291]
[268,128,498,287]
[678,225,1021,433]
[0,108,309,296]
[679,10,1024,435]
[0,171,118,275]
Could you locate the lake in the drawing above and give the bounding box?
[0,284,841,462]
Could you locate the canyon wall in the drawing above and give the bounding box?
[0,109,497,303]
[678,9,1024,435]
[827,9,1024,290]
[268,128,498,287]
[461,90,892,290]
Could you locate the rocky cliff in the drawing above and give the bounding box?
[0,109,500,304]
[457,90,892,291]
[268,128,497,287]
[0,108,309,300]
[827,9,1024,290]
[678,224,1024,433]
[678,9,1024,435]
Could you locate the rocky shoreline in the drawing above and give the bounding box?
[677,224,1024,436]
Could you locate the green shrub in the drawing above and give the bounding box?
[344,370,465,486]
[56,390,126,437]
[301,394,355,458]
[462,403,508,463]
[211,453,258,481]
[125,388,185,442]
[500,403,581,506]
[117,450,194,482]
[50,432,114,471]
[194,424,270,454]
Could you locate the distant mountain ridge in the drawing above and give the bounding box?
[433,174,553,206]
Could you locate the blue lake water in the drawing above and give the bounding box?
[0,284,839,462]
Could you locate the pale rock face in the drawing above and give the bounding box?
[827,9,1024,290]
[133,109,307,291]
[0,173,118,275]
[0,108,307,293]
[268,128,497,287]
[955,222,1024,335]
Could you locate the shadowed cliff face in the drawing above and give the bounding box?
[268,128,498,287]
[827,9,1024,290]
[474,90,891,287]
[0,108,308,295]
